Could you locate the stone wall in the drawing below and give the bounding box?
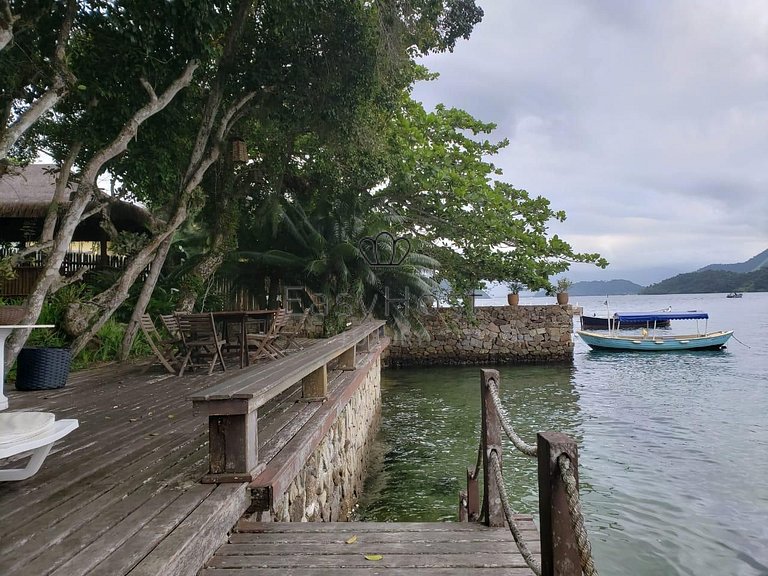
[386,305,574,366]
[269,355,382,522]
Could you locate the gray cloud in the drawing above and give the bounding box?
[412,0,768,281]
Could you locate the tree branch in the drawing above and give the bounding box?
[0,0,19,52]
[0,0,76,158]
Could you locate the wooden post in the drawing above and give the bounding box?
[537,431,580,576]
[480,368,504,527]
[302,364,328,399]
[459,490,468,522]
[338,345,356,370]
[204,409,258,483]
[466,466,480,521]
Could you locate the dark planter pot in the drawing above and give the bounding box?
[556,292,569,305]
[15,347,72,391]
[507,293,520,306]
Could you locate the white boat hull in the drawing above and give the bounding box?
[577,330,733,351]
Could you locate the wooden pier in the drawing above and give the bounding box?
[0,328,550,575]
[203,520,540,575]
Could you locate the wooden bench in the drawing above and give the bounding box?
[190,320,386,483]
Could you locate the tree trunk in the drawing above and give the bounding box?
[118,233,174,360]
[3,61,198,373]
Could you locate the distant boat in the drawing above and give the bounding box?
[726,292,743,298]
[577,312,733,352]
[580,313,671,330]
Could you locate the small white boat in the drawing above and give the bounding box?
[577,312,733,351]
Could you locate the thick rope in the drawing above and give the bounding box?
[489,450,542,576]
[487,379,538,457]
[558,454,599,576]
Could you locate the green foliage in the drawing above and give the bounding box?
[109,231,149,257]
[74,318,148,368]
[555,277,573,293]
[376,96,607,299]
[0,257,16,283]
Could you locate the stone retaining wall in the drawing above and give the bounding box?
[269,355,382,522]
[386,305,574,366]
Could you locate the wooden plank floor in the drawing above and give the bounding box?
[201,519,540,575]
[0,348,323,576]
[1,345,541,576]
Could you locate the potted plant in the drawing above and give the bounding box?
[506,282,524,306]
[555,277,572,305]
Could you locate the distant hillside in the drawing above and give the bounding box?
[570,279,643,296]
[641,268,768,294]
[698,248,768,273]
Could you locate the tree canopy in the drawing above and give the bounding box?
[0,0,609,366]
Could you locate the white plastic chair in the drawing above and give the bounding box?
[0,411,78,481]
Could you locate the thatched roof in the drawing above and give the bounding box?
[0,164,65,218]
[0,164,151,242]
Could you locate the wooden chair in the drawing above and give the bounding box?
[176,313,227,376]
[140,314,180,374]
[279,308,311,351]
[159,314,181,340]
[246,308,290,361]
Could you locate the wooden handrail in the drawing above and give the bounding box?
[190,320,385,483]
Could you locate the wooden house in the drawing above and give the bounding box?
[0,164,150,296]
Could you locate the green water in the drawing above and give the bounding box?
[357,293,768,576]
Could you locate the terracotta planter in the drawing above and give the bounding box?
[507,293,520,306]
[556,292,569,305]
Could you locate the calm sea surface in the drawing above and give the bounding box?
[356,293,768,576]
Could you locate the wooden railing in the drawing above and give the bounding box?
[461,369,592,576]
[189,320,386,483]
[0,250,137,297]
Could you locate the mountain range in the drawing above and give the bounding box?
[570,248,768,295]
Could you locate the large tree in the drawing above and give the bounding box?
[2,0,486,369]
[375,91,608,299]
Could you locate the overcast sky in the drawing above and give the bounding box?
[412,0,768,284]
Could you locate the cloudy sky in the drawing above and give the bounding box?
[412,0,768,284]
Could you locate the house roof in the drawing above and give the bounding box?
[0,164,66,218]
[0,164,151,241]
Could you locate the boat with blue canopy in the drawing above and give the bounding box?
[577,311,733,351]
[580,311,671,330]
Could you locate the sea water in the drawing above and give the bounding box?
[356,292,768,576]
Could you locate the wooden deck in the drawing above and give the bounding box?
[202,519,540,575]
[0,359,245,575]
[1,342,540,576]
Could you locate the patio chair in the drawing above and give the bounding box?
[176,313,227,376]
[139,314,180,374]
[159,314,181,339]
[279,308,311,351]
[0,411,78,481]
[246,308,290,360]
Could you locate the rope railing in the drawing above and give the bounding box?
[458,368,600,576]
[489,450,542,576]
[486,377,537,457]
[558,454,599,576]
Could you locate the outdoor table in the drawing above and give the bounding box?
[181,311,278,368]
[0,325,55,410]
